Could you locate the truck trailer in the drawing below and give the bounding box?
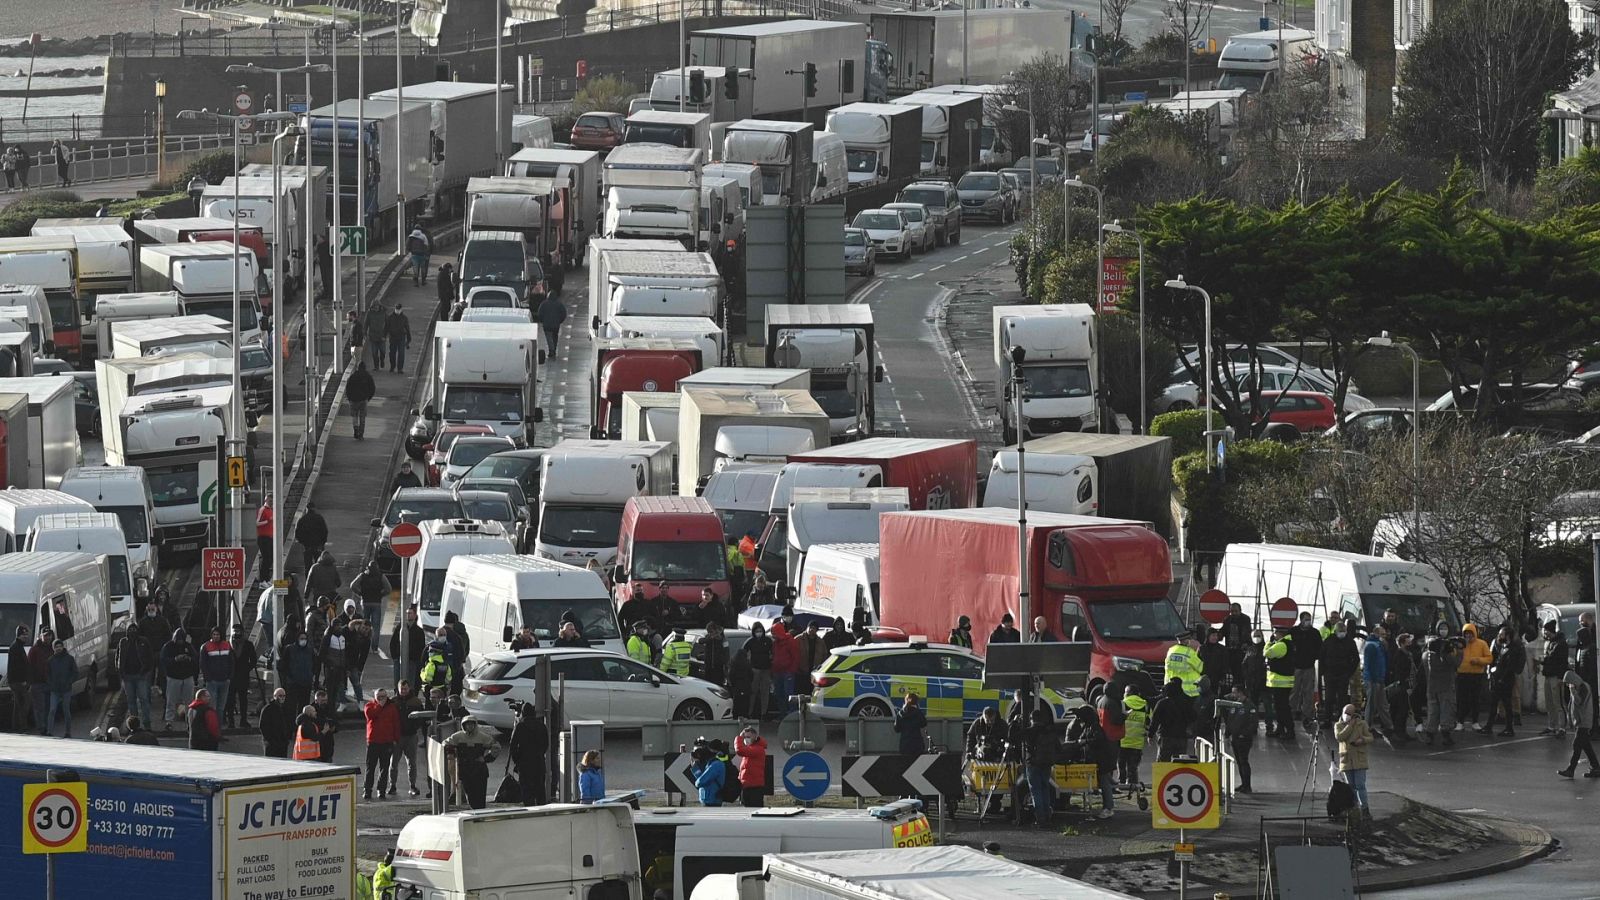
[688,20,887,122]
[298,97,433,241]
[824,102,921,189]
[869,9,1075,97]
[889,90,983,178]
[679,387,830,494]
[766,304,880,440]
[503,147,602,267]
[0,236,81,363]
[789,436,976,510]
[0,377,77,488]
[369,81,513,216]
[1003,433,1175,536]
[722,120,814,207]
[589,247,723,337]
[693,847,1136,900]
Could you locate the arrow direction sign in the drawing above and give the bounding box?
[662,752,697,795]
[782,751,831,802]
[842,755,880,798]
[841,753,963,799]
[902,754,941,797]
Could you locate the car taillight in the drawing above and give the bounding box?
[813,675,839,688]
[477,683,513,695]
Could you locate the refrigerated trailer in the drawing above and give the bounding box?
[869,9,1074,97]
[688,20,887,123]
[370,80,513,217]
[298,97,434,242]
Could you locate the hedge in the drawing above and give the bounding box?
[1173,439,1303,554]
[1151,408,1206,457]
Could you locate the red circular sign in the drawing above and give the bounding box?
[390,522,424,558]
[1197,589,1231,625]
[27,787,84,849]
[1269,596,1299,628]
[1155,765,1215,825]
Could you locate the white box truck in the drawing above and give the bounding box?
[91,292,183,359]
[993,303,1099,443]
[505,147,603,266]
[137,244,263,345]
[0,236,81,363]
[110,314,230,359]
[534,439,675,568]
[369,81,512,204]
[30,219,136,354]
[722,120,813,207]
[0,378,79,489]
[589,247,723,337]
[766,304,880,440]
[889,90,984,178]
[601,145,705,249]
[114,387,229,553]
[785,486,908,584]
[428,321,542,446]
[678,387,830,494]
[623,110,714,154]
[610,315,725,368]
[824,103,922,188]
[299,97,434,239]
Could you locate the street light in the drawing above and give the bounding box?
[1002,91,1037,253]
[269,122,304,604]
[1103,220,1146,433]
[1064,177,1104,310]
[177,106,296,628]
[1165,275,1214,470]
[154,77,167,183]
[1010,345,1030,632]
[1366,331,1421,553]
[226,62,332,132]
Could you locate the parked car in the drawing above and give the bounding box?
[1172,344,1352,393]
[896,180,962,246]
[371,487,465,573]
[956,171,1013,224]
[997,168,1035,213]
[806,642,1081,722]
[1253,390,1337,433]
[425,424,496,485]
[851,209,911,261]
[843,227,877,277]
[569,111,626,151]
[464,647,732,730]
[438,435,517,490]
[882,202,934,254]
[1158,363,1375,414]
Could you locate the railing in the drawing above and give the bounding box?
[0,133,231,196]
[488,0,861,51]
[1194,735,1241,812]
[110,30,432,58]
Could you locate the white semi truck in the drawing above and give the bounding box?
[824,103,922,188]
[114,386,229,553]
[766,304,880,440]
[601,145,705,249]
[993,303,1099,442]
[588,247,723,337]
[110,314,230,359]
[678,386,830,494]
[428,321,542,446]
[722,120,813,207]
[534,439,675,568]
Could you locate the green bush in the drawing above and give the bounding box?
[572,75,635,116]
[0,191,96,237]
[1151,408,1206,456]
[173,151,236,190]
[1172,439,1302,554]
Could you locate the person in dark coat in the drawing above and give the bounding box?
[278,630,317,714]
[1198,628,1234,688]
[1241,633,1271,732]
[825,616,852,652]
[314,234,333,302]
[6,626,30,732]
[306,551,342,606]
[509,703,551,805]
[1150,679,1196,762]
[893,692,927,756]
[436,262,456,321]
[295,503,330,563]
[226,623,259,727]
[1067,706,1118,819]
[122,716,160,746]
[989,613,1021,644]
[259,687,295,757]
[390,604,428,687]
[389,461,422,495]
[1542,620,1572,736]
[313,689,339,762]
[386,305,412,373]
[536,294,567,354]
[1484,626,1527,736]
[1222,684,1258,792]
[1318,620,1360,729]
[347,362,376,440]
[693,620,730,686]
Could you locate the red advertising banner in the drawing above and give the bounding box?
[1101,256,1133,312]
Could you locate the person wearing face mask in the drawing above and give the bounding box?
[1334,703,1374,816]
[259,687,294,757]
[1242,631,1270,734]
[443,716,498,809]
[948,615,974,649]
[744,621,775,720]
[159,629,197,732]
[281,629,317,713]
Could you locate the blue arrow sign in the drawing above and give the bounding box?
[783,751,831,802]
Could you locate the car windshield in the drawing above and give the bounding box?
[461,481,526,509]
[846,149,879,173]
[185,298,259,332]
[418,569,447,612]
[889,206,924,223]
[450,440,511,469]
[519,597,621,642]
[1035,159,1061,176]
[631,541,728,582]
[461,495,514,523]
[540,506,624,548]
[959,173,1001,191]
[900,189,944,208]
[1218,71,1266,92]
[144,464,199,508]
[1088,598,1187,641]
[240,346,271,370]
[442,385,523,422]
[1025,364,1093,399]
[844,231,867,247]
[384,497,463,527]
[1003,170,1034,188]
[104,504,149,545]
[854,213,899,230]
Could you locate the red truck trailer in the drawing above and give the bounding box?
[788,437,976,509]
[878,507,1180,699]
[590,337,704,439]
[615,495,733,623]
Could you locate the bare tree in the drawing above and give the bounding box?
[989,54,1087,156]
[1104,0,1140,45]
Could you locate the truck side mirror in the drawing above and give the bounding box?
[878,166,888,177]
[369,517,381,528]
[533,408,544,423]
[590,425,603,439]
[724,213,734,225]
[936,156,946,166]
[538,349,547,366]
[612,565,624,582]
[874,364,884,383]
[503,625,514,643]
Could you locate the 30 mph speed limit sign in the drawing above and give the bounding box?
[1152,762,1219,830]
[22,781,88,854]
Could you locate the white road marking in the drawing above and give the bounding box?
[1425,735,1550,757]
[929,264,946,271]
[907,272,924,280]
[851,280,887,305]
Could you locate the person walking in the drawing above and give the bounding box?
[306,550,342,607]
[116,625,156,731]
[363,689,401,800]
[347,361,375,440]
[1334,703,1373,816]
[894,692,927,757]
[352,561,388,640]
[1118,691,1148,787]
[346,617,373,704]
[744,621,774,720]
[26,630,53,735]
[443,716,497,809]
[389,460,422,494]
[1456,623,1492,729]
[187,688,222,751]
[536,293,566,355]
[255,495,275,585]
[734,725,768,807]
[578,750,606,802]
[405,227,431,286]
[295,503,330,564]
[159,628,197,731]
[1150,678,1196,761]
[44,639,78,737]
[1223,684,1258,792]
[259,687,294,758]
[51,140,73,187]
[226,623,258,728]
[1542,620,1571,737]
[391,680,425,797]
[199,627,234,725]
[280,627,317,713]
[1483,625,1526,737]
[1558,670,1600,778]
[691,745,727,807]
[7,626,30,733]
[187,173,209,213]
[2,145,16,190]
[13,145,29,187]
[363,303,390,372]
[315,234,333,302]
[386,305,412,373]
[509,703,550,805]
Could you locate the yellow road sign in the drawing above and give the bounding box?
[1152,761,1220,830]
[22,781,87,854]
[227,456,246,489]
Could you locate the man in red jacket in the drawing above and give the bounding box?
[734,725,768,808]
[363,689,401,800]
[187,688,221,751]
[770,622,800,717]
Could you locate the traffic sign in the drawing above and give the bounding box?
[1152,762,1219,829]
[389,522,424,558]
[226,455,246,488]
[201,547,248,591]
[23,781,88,854]
[234,90,253,113]
[575,60,588,79]
[841,753,962,798]
[1269,596,1299,629]
[1124,90,1148,102]
[663,752,772,796]
[782,751,831,801]
[1198,589,1231,625]
[287,93,309,114]
[334,224,368,257]
[529,57,545,77]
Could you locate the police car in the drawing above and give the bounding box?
[806,641,1084,722]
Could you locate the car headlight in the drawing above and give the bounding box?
[1113,656,1145,672]
[709,687,730,700]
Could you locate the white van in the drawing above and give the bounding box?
[57,466,159,587]
[0,488,94,553]
[510,113,555,152]
[701,463,781,544]
[443,554,623,667]
[982,449,1098,515]
[406,518,516,632]
[1216,542,1461,637]
[26,512,136,620]
[0,551,112,701]
[811,131,848,203]
[793,542,882,630]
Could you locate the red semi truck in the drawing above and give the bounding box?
[590,337,704,439]
[788,437,977,510]
[877,507,1181,700]
[615,495,733,625]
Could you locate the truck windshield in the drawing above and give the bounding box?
[540,506,624,548]
[1360,593,1459,636]
[0,604,31,648]
[461,241,526,286]
[45,291,76,328]
[185,297,259,332]
[920,141,936,164]
[443,386,523,422]
[980,125,997,150]
[625,124,691,147]
[1087,598,1187,642]
[144,464,199,508]
[520,597,621,642]
[718,510,768,544]
[1218,71,1266,92]
[104,505,150,545]
[108,556,131,599]
[1025,364,1092,399]
[812,382,857,418]
[418,569,447,613]
[846,149,880,174]
[631,541,727,582]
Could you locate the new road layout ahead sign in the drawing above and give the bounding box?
[201,547,248,592]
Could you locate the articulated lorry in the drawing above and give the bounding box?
[679,387,831,494]
[30,219,135,349]
[130,215,268,276]
[722,120,814,207]
[766,304,880,440]
[993,303,1099,442]
[825,103,921,190]
[370,81,512,217]
[688,20,889,122]
[202,175,298,260]
[869,9,1075,97]
[504,147,602,267]
[790,436,976,510]
[298,97,433,241]
[535,439,675,568]
[590,337,705,439]
[114,386,230,553]
[989,433,1175,536]
[925,83,1014,167]
[466,175,565,268]
[589,246,723,337]
[0,737,358,900]
[137,244,263,345]
[428,321,542,446]
[890,90,983,178]
[0,236,81,363]
[601,145,705,249]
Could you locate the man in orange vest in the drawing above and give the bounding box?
[293,703,323,761]
[255,496,274,587]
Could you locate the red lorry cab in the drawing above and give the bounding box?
[878,508,1180,699]
[788,437,977,510]
[590,338,702,439]
[615,495,732,622]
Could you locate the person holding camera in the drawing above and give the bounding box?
[1422,631,1462,746]
[443,716,497,809]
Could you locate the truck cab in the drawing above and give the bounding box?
[590,338,703,440]
[993,303,1099,443]
[982,449,1098,516]
[116,388,229,554]
[614,495,733,618]
[536,440,674,569]
[431,321,542,446]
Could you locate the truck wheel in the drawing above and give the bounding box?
[852,698,892,719]
[673,699,714,721]
[949,229,961,246]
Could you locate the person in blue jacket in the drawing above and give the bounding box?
[691,745,726,806]
[578,749,606,803]
[1362,626,1393,740]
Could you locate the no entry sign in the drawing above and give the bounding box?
[1269,596,1300,629]
[201,547,247,591]
[1197,589,1231,625]
[390,522,424,558]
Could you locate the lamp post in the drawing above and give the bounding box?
[1003,91,1036,254]
[1367,332,1420,548]
[1010,346,1030,631]
[225,61,332,131]
[1103,220,1146,433]
[177,106,296,627]
[1164,275,1214,470]
[1064,177,1104,310]
[154,77,167,183]
[269,123,303,599]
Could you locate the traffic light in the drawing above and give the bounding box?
[841,59,855,94]
[688,69,706,104]
[724,67,741,100]
[803,62,818,99]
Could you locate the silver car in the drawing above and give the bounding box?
[956,171,1012,224]
[843,227,877,277]
[882,202,935,254]
[851,210,911,261]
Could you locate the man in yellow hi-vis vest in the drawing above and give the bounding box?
[1265,627,1297,739]
[1164,631,1204,699]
